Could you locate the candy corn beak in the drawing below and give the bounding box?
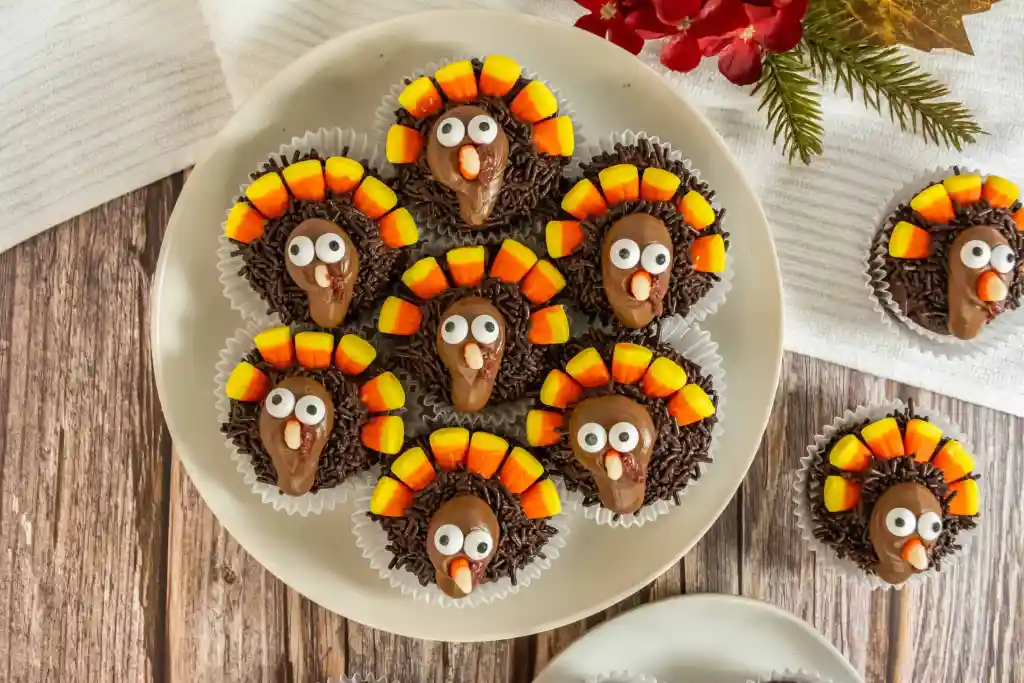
[604,450,624,481]
[977,270,1008,302]
[630,271,652,301]
[901,538,929,571]
[315,264,331,288]
[459,145,480,180]
[284,418,302,450]
[449,557,473,595]
[464,342,484,370]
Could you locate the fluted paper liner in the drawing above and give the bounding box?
[749,668,837,683]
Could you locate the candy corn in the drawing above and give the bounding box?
[430,427,471,470]
[977,270,1009,302]
[225,362,269,402]
[360,372,406,412]
[641,357,687,398]
[459,145,480,180]
[398,76,443,118]
[828,434,872,472]
[932,440,974,483]
[678,191,715,231]
[390,446,436,491]
[533,116,574,156]
[294,331,334,369]
[529,306,570,344]
[335,334,376,375]
[370,476,413,516]
[281,159,325,201]
[225,202,265,243]
[640,167,681,202]
[378,297,423,336]
[823,476,861,512]
[490,240,537,283]
[520,478,561,518]
[860,417,904,459]
[1014,207,1024,231]
[434,60,478,102]
[253,326,294,369]
[566,347,611,388]
[947,478,979,516]
[903,419,943,463]
[354,176,398,220]
[888,221,931,259]
[612,343,654,384]
[378,207,419,248]
[246,173,289,218]
[943,174,982,206]
[402,257,449,299]
[598,164,639,205]
[521,260,566,305]
[361,415,404,454]
[510,80,558,123]
[546,220,584,259]
[667,384,715,426]
[910,184,955,223]
[447,246,487,287]
[561,179,608,220]
[386,125,424,165]
[540,369,583,409]
[982,175,1019,208]
[467,432,509,479]
[690,234,726,273]
[526,410,564,447]
[325,156,365,193]
[480,55,521,96]
[499,447,544,494]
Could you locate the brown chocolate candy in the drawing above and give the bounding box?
[601,214,673,329]
[567,394,656,514]
[436,297,506,413]
[947,225,1016,340]
[285,218,360,328]
[258,376,334,496]
[868,482,943,585]
[426,495,500,598]
[426,105,509,227]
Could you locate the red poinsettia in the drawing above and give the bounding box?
[696,0,809,85]
[574,0,647,55]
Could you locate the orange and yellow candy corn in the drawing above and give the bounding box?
[824,476,861,512]
[690,234,726,273]
[526,410,564,447]
[325,156,364,193]
[354,176,398,220]
[932,440,974,483]
[361,415,404,454]
[499,447,544,494]
[910,184,955,223]
[598,164,640,205]
[640,167,681,202]
[529,306,570,344]
[888,221,931,259]
[904,419,943,463]
[467,432,509,478]
[390,447,436,491]
[546,220,584,259]
[225,202,265,244]
[642,357,687,398]
[828,434,872,472]
[378,297,423,336]
[566,347,611,388]
[378,207,419,248]
[943,174,982,206]
[335,334,376,375]
[294,331,334,369]
[860,417,904,459]
[1014,207,1024,230]
[561,178,608,220]
[533,116,574,156]
[386,125,424,165]
[678,191,715,230]
[435,60,478,102]
[370,476,413,516]
[360,372,406,412]
[447,246,487,287]
[398,76,443,118]
[254,326,294,369]
[982,175,1019,208]
[510,80,558,123]
[667,384,715,426]
[480,55,521,96]
[246,173,289,219]
[520,478,561,518]
[540,369,583,409]
[430,427,471,470]
[947,478,979,516]
[611,343,653,385]
[521,260,566,305]
[491,240,538,283]
[402,257,450,300]
[282,159,325,202]
[225,362,269,402]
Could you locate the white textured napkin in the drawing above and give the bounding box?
[4,0,1023,415]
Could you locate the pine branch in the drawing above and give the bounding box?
[753,51,825,165]
[801,0,983,150]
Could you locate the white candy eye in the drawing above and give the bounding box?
[436,117,466,147]
[641,243,671,275]
[471,314,500,344]
[463,528,494,561]
[315,233,345,264]
[441,315,469,344]
[608,422,640,452]
[960,240,991,269]
[287,236,315,267]
[264,388,295,419]
[917,511,943,542]
[577,423,607,454]
[610,239,641,269]
[990,244,1016,274]
[467,114,498,145]
[433,523,464,556]
[295,395,327,426]
[885,507,917,538]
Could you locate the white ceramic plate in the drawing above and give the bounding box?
[151,10,783,641]
[534,595,863,683]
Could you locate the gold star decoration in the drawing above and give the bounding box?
[841,0,1000,54]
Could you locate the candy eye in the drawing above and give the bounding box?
[264,388,295,419]
[608,422,640,452]
[917,511,943,542]
[315,233,345,264]
[467,114,498,145]
[287,236,315,267]
[464,528,494,561]
[441,315,469,344]
[471,314,500,344]
[295,395,327,426]
[990,244,1016,274]
[960,240,992,269]
[433,523,464,556]
[641,243,671,275]
[610,239,641,269]
[885,507,917,537]
[436,117,466,147]
[577,423,607,454]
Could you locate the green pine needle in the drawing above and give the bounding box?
[753,51,825,165]
[801,1,983,150]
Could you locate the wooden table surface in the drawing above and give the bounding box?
[0,174,1021,683]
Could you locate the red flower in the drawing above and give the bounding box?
[574,0,647,55]
[697,0,809,85]
[625,0,704,72]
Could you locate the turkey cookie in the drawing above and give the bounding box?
[870,169,1024,342]
[377,239,571,418]
[359,427,564,604]
[525,327,720,526]
[219,323,406,514]
[382,56,575,237]
[546,134,729,329]
[222,137,419,328]
[796,399,980,587]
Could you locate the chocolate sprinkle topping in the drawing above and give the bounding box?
[369,440,558,588]
[560,138,730,327]
[229,149,407,326]
[806,399,979,575]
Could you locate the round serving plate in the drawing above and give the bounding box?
[151,10,783,641]
[534,594,863,683]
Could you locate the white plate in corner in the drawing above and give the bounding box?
[534,595,863,683]
[151,10,783,641]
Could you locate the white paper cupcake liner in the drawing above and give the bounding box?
[587,672,664,683]
[572,130,734,326]
[560,317,726,529]
[748,669,836,683]
[350,476,572,608]
[217,127,381,323]
[865,165,1024,358]
[793,399,980,590]
[214,314,383,516]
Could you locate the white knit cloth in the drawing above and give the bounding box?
[3,0,1022,414]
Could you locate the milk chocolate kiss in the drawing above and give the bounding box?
[258,376,334,496]
[601,214,673,329]
[436,297,507,413]
[947,225,1015,340]
[427,495,500,598]
[567,394,656,514]
[285,218,360,328]
[868,482,943,585]
[426,105,509,227]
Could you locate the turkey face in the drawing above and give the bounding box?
[285,218,360,328]
[258,376,334,496]
[601,213,673,329]
[427,495,500,598]
[567,394,656,515]
[947,225,1017,339]
[426,105,509,227]
[868,482,943,585]
[435,297,506,413]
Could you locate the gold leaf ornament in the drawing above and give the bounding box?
[842,0,1000,54]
